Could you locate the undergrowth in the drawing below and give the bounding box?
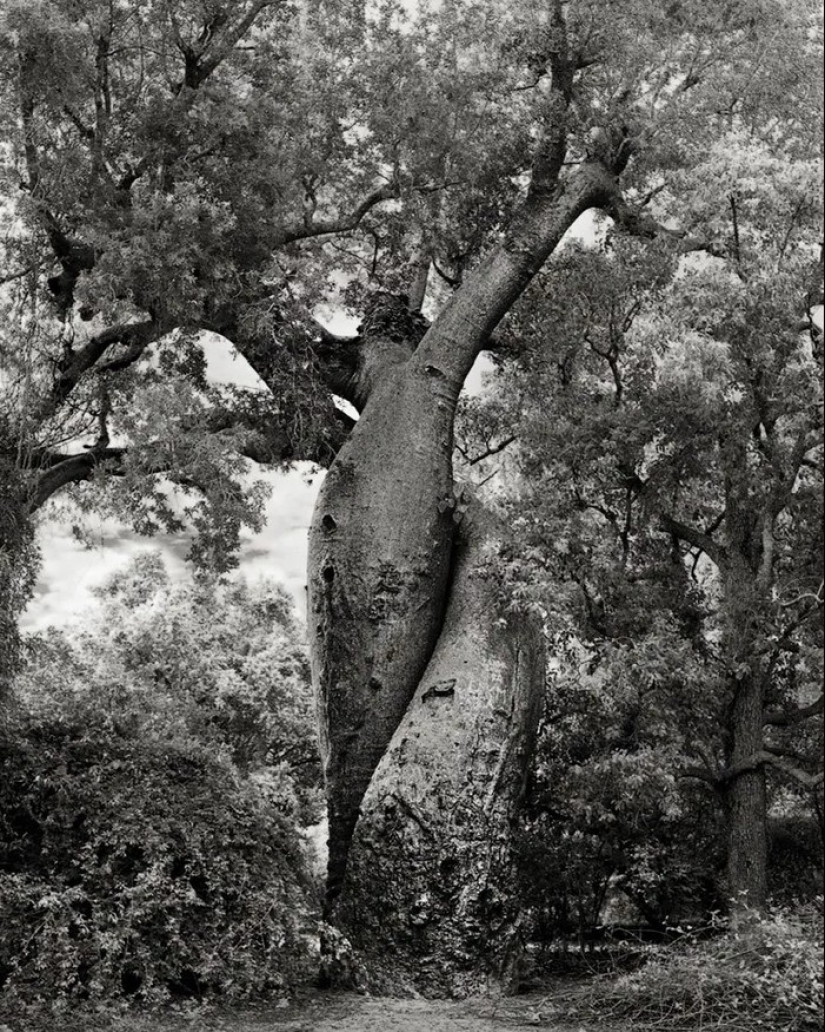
[550,903,824,1031]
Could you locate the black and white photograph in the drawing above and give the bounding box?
[0,2,822,1029]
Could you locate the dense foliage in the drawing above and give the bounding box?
[0,557,321,1004]
[460,108,824,923]
[571,906,824,1032]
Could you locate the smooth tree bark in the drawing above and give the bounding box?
[330,500,544,996]
[306,145,621,989]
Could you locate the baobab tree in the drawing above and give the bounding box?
[1,0,821,994]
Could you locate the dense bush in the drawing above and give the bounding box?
[519,649,727,944]
[0,555,322,1005]
[0,718,317,1003]
[570,905,824,1031]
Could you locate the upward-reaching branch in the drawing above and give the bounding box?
[181,1,285,87]
[413,162,617,392]
[411,1,638,392]
[528,0,574,197]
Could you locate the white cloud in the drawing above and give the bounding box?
[24,467,322,632]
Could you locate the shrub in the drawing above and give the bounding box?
[0,718,317,1004]
[570,904,824,1031]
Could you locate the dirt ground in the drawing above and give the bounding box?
[0,988,602,1032]
[203,991,584,1031]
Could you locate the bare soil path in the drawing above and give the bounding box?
[0,988,600,1032]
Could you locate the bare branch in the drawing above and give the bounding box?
[779,580,824,610]
[276,183,399,246]
[459,435,517,467]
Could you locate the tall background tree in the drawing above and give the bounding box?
[1,0,822,994]
[464,133,823,922]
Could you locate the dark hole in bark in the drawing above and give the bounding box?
[369,677,383,691]
[322,513,338,532]
[323,565,335,583]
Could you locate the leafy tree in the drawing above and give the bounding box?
[18,553,322,818]
[1,0,821,992]
[1,555,320,1002]
[518,636,728,945]
[472,122,823,921]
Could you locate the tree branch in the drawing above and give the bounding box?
[28,448,127,510]
[764,694,824,727]
[413,162,618,392]
[275,182,399,246]
[607,193,727,258]
[660,514,728,570]
[527,0,573,197]
[35,319,165,423]
[759,752,824,789]
[458,435,517,467]
[189,1,285,86]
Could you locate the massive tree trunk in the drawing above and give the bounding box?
[304,48,623,986]
[307,342,458,904]
[332,501,544,996]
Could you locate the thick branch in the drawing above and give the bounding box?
[607,193,727,258]
[764,694,824,727]
[712,750,824,790]
[528,0,573,197]
[205,302,365,409]
[188,1,285,86]
[28,448,127,510]
[660,513,728,570]
[413,162,617,391]
[760,752,824,790]
[36,319,164,423]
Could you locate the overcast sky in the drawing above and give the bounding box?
[23,333,334,631]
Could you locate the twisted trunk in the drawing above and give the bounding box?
[306,157,618,992]
[307,353,458,905]
[332,502,544,996]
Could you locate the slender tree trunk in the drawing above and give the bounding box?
[721,554,768,915]
[724,671,768,914]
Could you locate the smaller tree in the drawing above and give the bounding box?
[465,121,823,914]
[0,554,321,1003]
